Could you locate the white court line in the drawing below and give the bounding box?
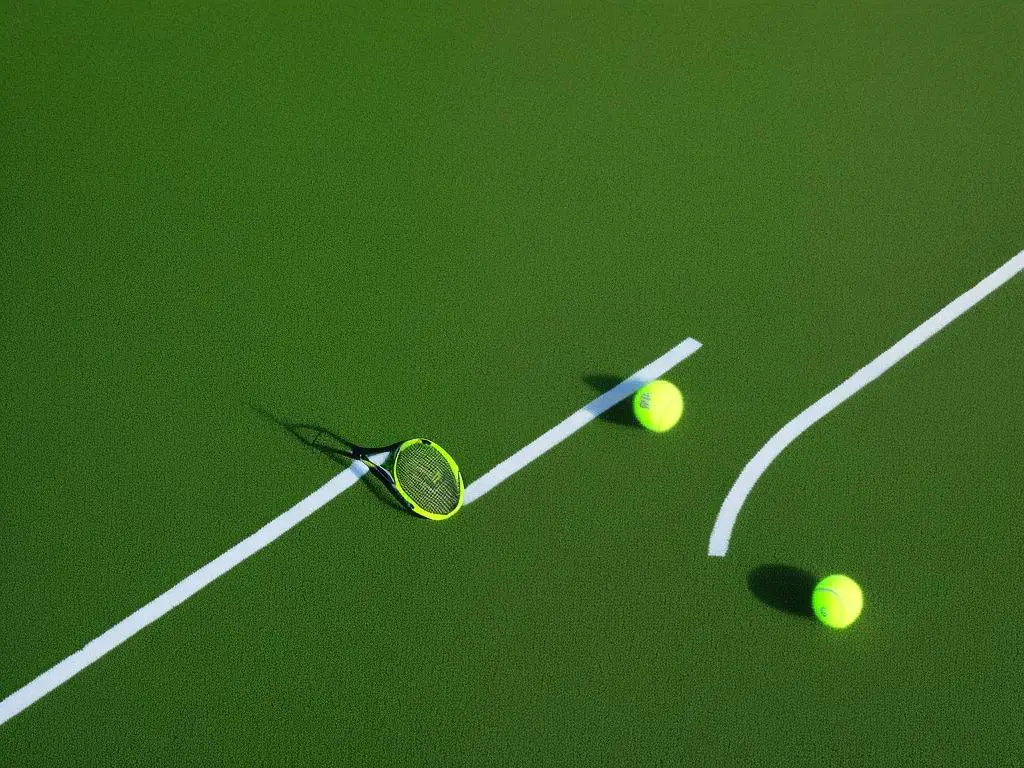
[708,249,1024,557]
[0,337,702,726]
[464,337,703,504]
[0,460,379,727]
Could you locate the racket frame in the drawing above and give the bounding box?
[284,423,464,521]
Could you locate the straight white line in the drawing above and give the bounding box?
[0,460,377,728]
[464,337,703,504]
[708,249,1024,557]
[0,337,702,726]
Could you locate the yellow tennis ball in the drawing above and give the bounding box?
[812,574,863,629]
[632,380,684,432]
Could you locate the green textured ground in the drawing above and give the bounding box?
[2,1,1022,765]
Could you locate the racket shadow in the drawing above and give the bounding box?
[250,405,414,518]
[582,374,642,429]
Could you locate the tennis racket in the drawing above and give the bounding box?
[263,414,464,521]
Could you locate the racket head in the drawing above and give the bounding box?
[390,438,465,520]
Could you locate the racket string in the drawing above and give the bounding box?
[393,442,461,515]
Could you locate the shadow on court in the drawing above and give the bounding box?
[250,405,410,517]
[747,564,817,619]
[583,374,641,428]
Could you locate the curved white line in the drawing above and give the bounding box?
[709,249,1024,557]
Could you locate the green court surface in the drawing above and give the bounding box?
[2,1,1022,765]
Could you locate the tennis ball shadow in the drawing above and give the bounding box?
[747,564,817,619]
[583,374,640,429]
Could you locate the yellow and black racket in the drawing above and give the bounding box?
[267,416,464,521]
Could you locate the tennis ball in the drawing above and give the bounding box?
[633,380,684,432]
[812,574,863,629]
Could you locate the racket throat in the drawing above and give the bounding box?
[369,465,414,512]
